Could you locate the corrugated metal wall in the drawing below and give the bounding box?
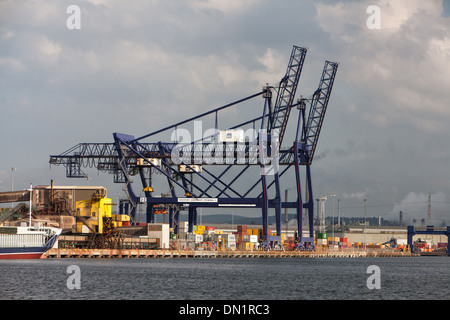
[0,233,45,248]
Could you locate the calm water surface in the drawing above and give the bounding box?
[0,256,448,300]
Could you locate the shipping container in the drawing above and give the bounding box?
[195,234,204,243]
[237,225,247,233]
[214,233,235,241]
[244,235,258,243]
[239,242,255,251]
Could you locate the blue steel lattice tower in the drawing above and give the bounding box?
[49,45,338,245]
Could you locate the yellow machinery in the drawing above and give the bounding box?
[75,193,113,234]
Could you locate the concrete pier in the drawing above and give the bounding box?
[44,248,414,259]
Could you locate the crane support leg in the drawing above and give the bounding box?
[169,207,174,230]
[306,165,314,238]
[170,207,181,235]
[274,172,282,236]
[138,167,153,224]
[294,141,303,241]
[188,206,197,233]
[260,173,269,241]
[259,91,273,241]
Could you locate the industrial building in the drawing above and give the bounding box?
[0,183,108,229]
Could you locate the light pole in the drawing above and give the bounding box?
[10,167,16,209]
[337,199,341,230]
[331,194,335,244]
[364,198,367,251]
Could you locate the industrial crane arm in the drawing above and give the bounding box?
[301,60,338,164]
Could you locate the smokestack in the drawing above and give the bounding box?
[399,211,403,226]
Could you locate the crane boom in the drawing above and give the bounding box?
[268,46,307,148]
[302,60,338,164]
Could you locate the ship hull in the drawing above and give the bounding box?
[0,248,46,259]
[0,231,61,260]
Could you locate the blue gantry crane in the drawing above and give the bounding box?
[407,226,450,255]
[49,45,338,246]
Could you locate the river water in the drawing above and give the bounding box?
[1,256,449,302]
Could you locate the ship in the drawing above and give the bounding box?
[0,183,61,259]
[0,224,61,259]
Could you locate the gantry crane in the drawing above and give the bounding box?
[49,45,338,245]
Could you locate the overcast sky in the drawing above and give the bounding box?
[1,0,450,225]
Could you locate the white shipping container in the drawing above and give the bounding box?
[244,235,258,243]
[195,234,204,243]
[226,234,236,241]
[215,233,236,241]
[227,241,236,249]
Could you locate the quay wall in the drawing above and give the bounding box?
[43,248,415,259]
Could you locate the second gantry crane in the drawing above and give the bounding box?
[49,45,338,246]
